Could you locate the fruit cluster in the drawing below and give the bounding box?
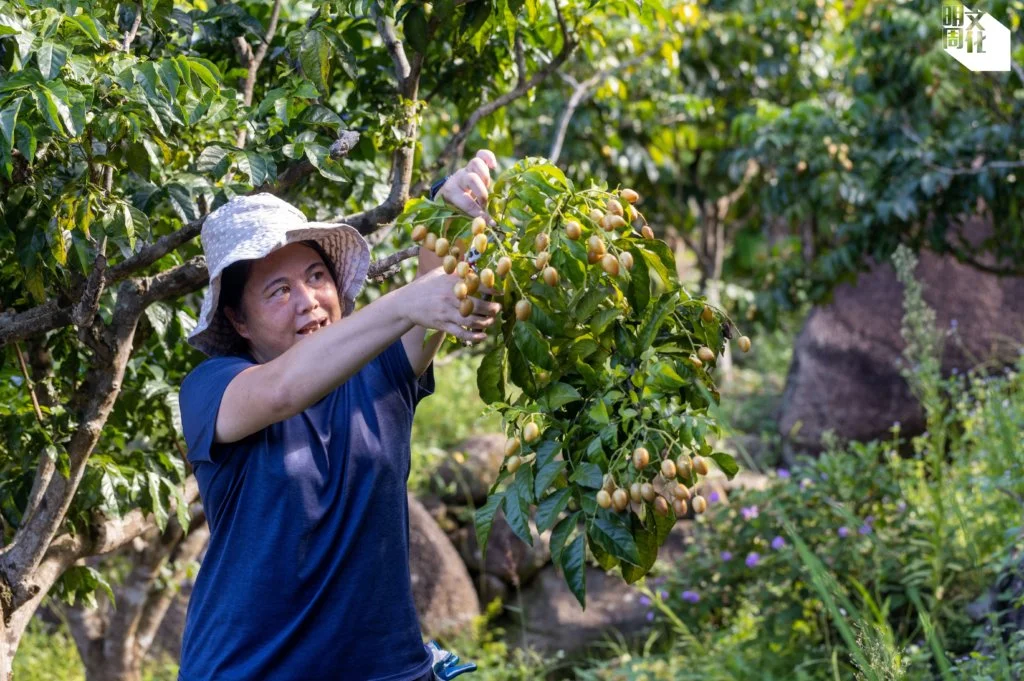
[397,158,749,608]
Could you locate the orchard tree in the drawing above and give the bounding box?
[0,0,648,675]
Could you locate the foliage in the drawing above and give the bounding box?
[397,157,743,607]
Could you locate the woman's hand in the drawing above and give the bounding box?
[437,150,498,226]
[397,266,501,344]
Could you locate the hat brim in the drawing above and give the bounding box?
[186,221,371,357]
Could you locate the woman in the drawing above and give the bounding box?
[177,151,501,681]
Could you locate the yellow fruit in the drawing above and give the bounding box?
[453,282,468,300]
[465,272,480,295]
[534,251,551,270]
[641,225,655,240]
[632,447,650,470]
[603,214,626,231]
[701,305,714,323]
[612,488,629,512]
[640,482,656,502]
[424,232,437,251]
[676,456,692,479]
[504,437,521,457]
[738,335,752,353]
[629,482,643,503]
[534,233,550,252]
[654,496,670,516]
[618,252,634,271]
[661,459,677,479]
[450,246,462,259]
[621,188,640,204]
[515,299,532,321]
[455,261,471,278]
[697,346,715,363]
[506,455,522,474]
[588,235,606,255]
[496,256,512,277]
[692,495,707,514]
[601,254,620,276]
[459,298,475,317]
[523,421,540,443]
[692,455,710,476]
[472,233,488,254]
[542,266,559,286]
[412,224,428,242]
[443,255,458,274]
[565,220,582,240]
[797,160,808,173]
[597,489,613,510]
[689,354,703,369]
[471,216,486,235]
[587,249,600,265]
[675,482,691,501]
[673,498,688,517]
[606,198,624,217]
[589,208,604,224]
[479,268,495,289]
[600,214,615,232]
[435,237,450,257]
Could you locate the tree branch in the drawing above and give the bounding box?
[366,246,420,282]
[435,1,576,169]
[237,0,285,148]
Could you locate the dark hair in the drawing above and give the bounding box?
[217,240,333,354]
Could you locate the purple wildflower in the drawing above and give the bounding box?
[645,611,655,622]
[682,590,701,603]
[771,536,786,550]
[777,468,790,479]
[720,551,733,562]
[709,491,721,503]
[950,319,959,330]
[838,526,850,538]
[741,505,759,521]
[859,524,872,535]
[745,552,761,568]
[659,590,669,600]
[897,501,908,512]
[639,595,652,606]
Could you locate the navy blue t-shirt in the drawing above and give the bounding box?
[178,338,436,681]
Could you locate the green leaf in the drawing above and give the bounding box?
[148,473,168,532]
[588,398,609,425]
[65,15,102,44]
[569,461,602,489]
[36,41,68,80]
[637,291,678,352]
[710,451,740,480]
[534,439,561,468]
[513,461,536,505]
[620,517,658,584]
[537,381,580,411]
[238,150,268,186]
[502,486,533,547]
[32,85,64,134]
[536,487,571,533]
[403,5,429,54]
[560,534,587,608]
[473,492,503,560]
[549,512,577,565]
[507,344,537,396]
[196,145,231,176]
[625,243,650,314]
[477,345,505,404]
[186,58,221,90]
[513,322,555,370]
[300,29,331,94]
[0,97,22,154]
[534,458,565,500]
[590,511,641,566]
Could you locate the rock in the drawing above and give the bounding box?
[500,519,695,658]
[432,434,506,506]
[779,231,1024,451]
[453,509,550,588]
[408,493,481,637]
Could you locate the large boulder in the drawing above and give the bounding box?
[452,509,551,603]
[432,434,506,506]
[779,235,1024,451]
[408,493,481,637]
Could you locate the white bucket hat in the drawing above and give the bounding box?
[187,193,371,357]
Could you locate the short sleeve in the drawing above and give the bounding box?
[377,338,436,410]
[179,355,256,466]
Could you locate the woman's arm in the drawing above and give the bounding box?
[401,245,448,377]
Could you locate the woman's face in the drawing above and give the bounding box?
[224,243,342,363]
